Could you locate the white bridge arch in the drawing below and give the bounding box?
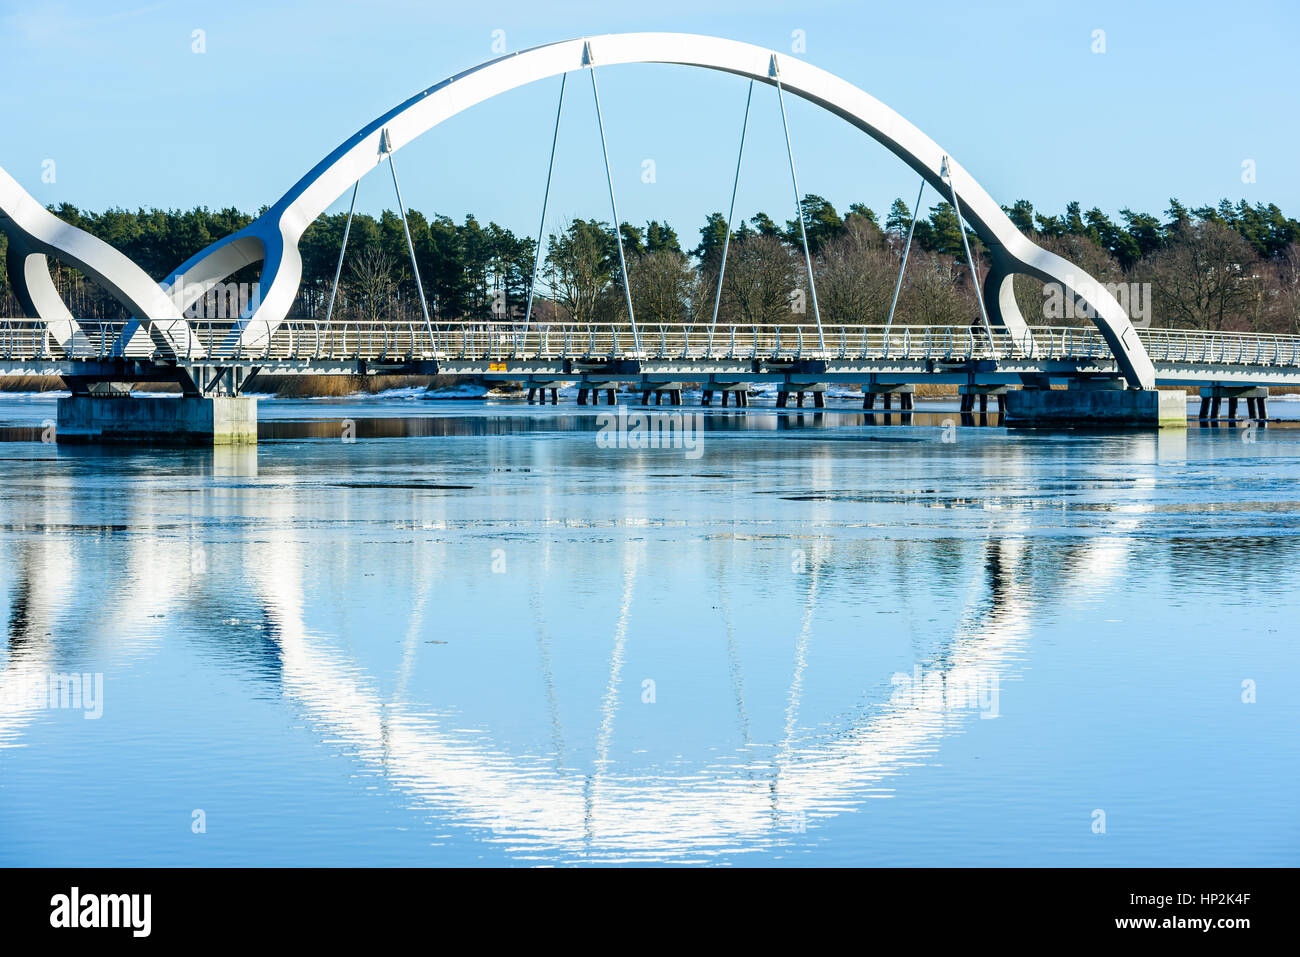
[0,33,1156,389]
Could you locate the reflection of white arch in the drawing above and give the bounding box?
[0,450,1159,861]
[153,32,1155,389]
[235,496,1154,861]
[250,532,1036,858]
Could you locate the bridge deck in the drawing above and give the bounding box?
[3,321,1299,388]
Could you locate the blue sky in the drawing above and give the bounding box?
[2,0,1297,245]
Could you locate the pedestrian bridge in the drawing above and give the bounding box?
[2,318,1297,388]
[1,31,1294,439]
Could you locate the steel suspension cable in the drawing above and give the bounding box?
[884,178,926,337]
[383,130,433,344]
[708,80,754,354]
[524,73,567,333]
[323,180,359,327]
[588,54,640,353]
[773,60,824,351]
[942,155,996,352]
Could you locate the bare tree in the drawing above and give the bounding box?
[1271,243,1300,335]
[897,254,968,327]
[723,233,797,325]
[346,247,399,324]
[816,217,896,324]
[1147,220,1256,330]
[629,249,697,325]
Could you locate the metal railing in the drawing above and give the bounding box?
[3,318,1300,368]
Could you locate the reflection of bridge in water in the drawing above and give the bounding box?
[2,440,1180,861]
[3,33,1296,439]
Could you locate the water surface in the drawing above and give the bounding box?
[1,394,1297,865]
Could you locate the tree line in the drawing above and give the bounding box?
[3,194,1299,334]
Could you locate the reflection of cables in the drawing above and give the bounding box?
[593,541,641,776]
[584,539,642,853]
[957,523,995,623]
[891,538,924,654]
[929,521,1002,676]
[778,542,823,773]
[718,575,751,746]
[532,449,566,770]
[531,585,566,771]
[393,543,439,704]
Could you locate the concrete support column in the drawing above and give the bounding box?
[779,383,826,409]
[642,382,686,406]
[1005,385,1186,429]
[1199,386,1267,427]
[57,395,258,445]
[958,385,1010,425]
[861,384,914,417]
[709,383,749,408]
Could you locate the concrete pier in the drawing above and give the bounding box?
[577,382,621,405]
[1005,386,1186,429]
[701,383,750,407]
[642,382,686,405]
[777,383,826,409]
[526,381,564,404]
[862,383,915,411]
[958,384,1008,417]
[1198,386,1268,424]
[56,395,258,445]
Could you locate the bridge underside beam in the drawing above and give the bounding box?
[5,353,1300,385]
[5,356,1300,391]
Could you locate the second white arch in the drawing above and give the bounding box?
[157,33,1157,389]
